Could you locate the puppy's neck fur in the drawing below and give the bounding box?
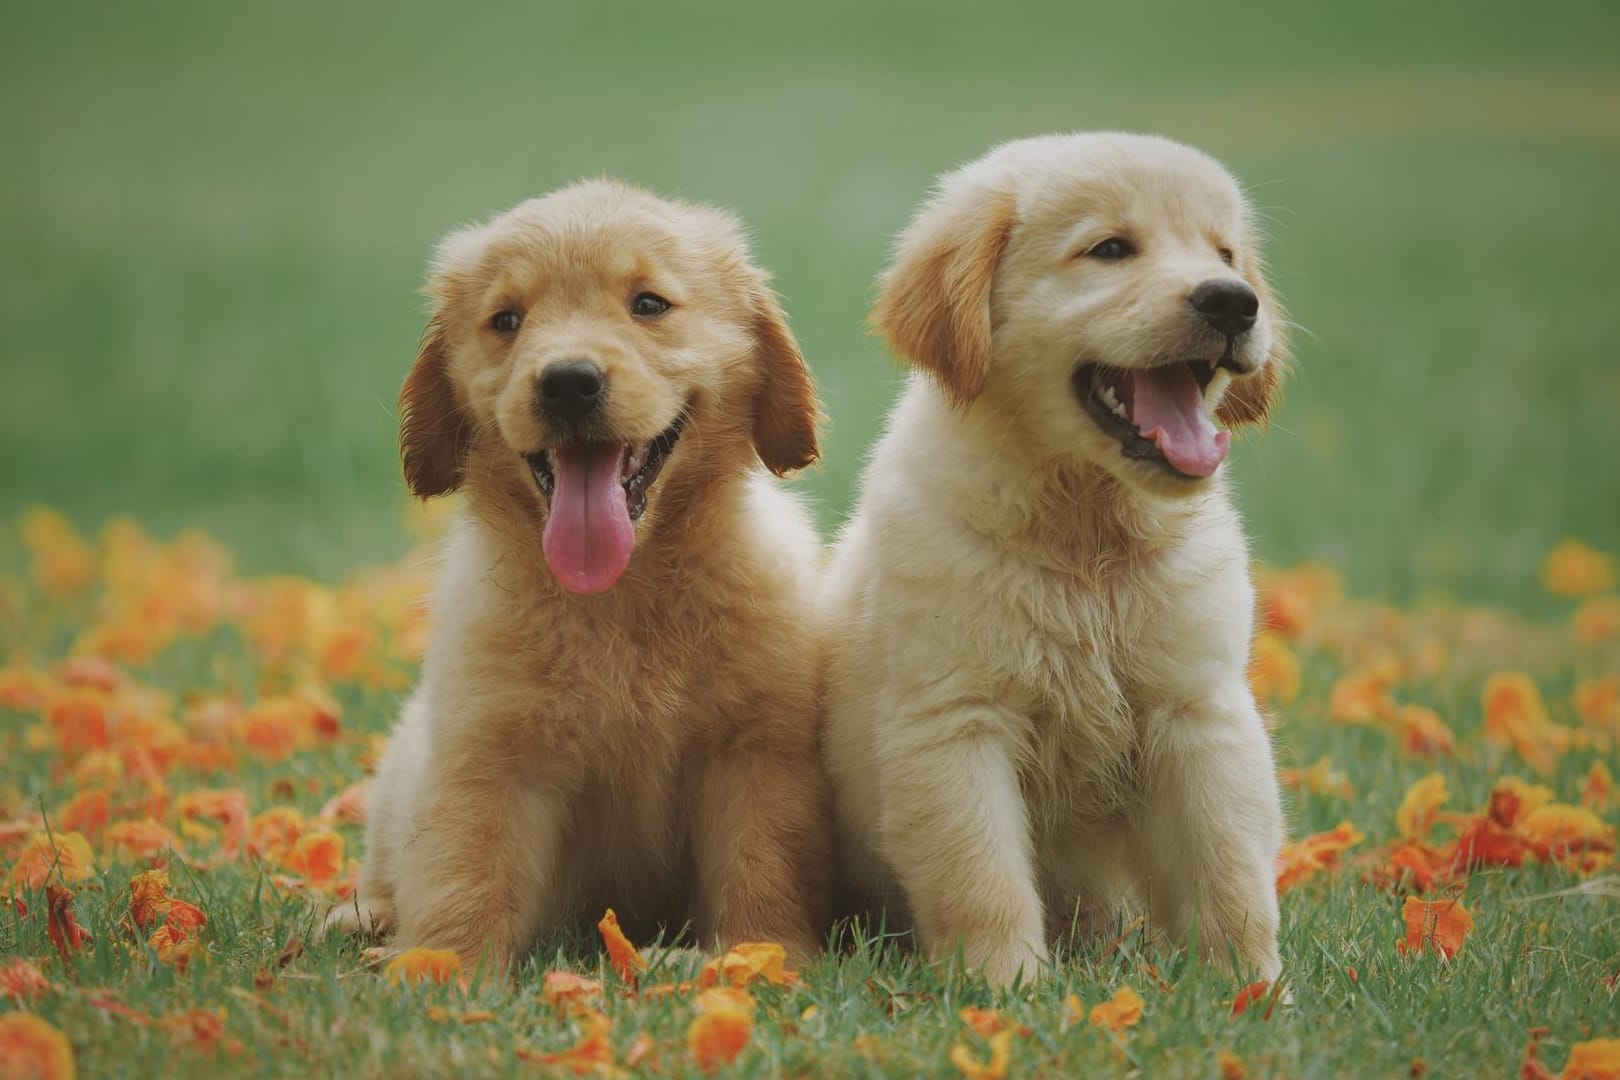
[902,379,1212,581]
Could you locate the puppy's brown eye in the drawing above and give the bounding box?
[1218,247,1236,267]
[491,310,522,333]
[1087,237,1136,260]
[631,292,672,318]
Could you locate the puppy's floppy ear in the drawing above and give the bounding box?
[872,180,1016,407]
[398,221,492,498]
[1217,233,1290,429]
[749,280,822,476]
[399,313,470,498]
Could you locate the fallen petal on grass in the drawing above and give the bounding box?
[1087,986,1146,1031]
[949,1028,1015,1080]
[597,908,646,982]
[383,948,462,987]
[1397,896,1474,960]
[0,1012,76,1080]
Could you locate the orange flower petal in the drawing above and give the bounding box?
[1398,706,1455,757]
[597,908,646,982]
[384,947,462,986]
[1248,631,1300,707]
[697,942,794,989]
[689,992,754,1072]
[1582,762,1614,812]
[1369,838,1454,893]
[46,883,91,960]
[1229,980,1274,1019]
[1396,896,1473,960]
[955,1006,1031,1038]
[101,818,181,863]
[949,1028,1015,1080]
[1521,804,1615,861]
[0,958,51,1002]
[1573,596,1620,645]
[1276,821,1365,891]
[1255,564,1342,638]
[55,790,110,841]
[625,1032,656,1069]
[1329,668,1398,725]
[148,899,207,969]
[1450,817,1533,873]
[1574,677,1620,733]
[174,789,249,860]
[283,831,344,885]
[128,868,172,931]
[541,970,603,1011]
[1088,986,1145,1031]
[42,688,115,757]
[0,1012,76,1080]
[1541,539,1617,597]
[1395,773,1449,839]
[160,1007,243,1055]
[6,831,95,894]
[1488,777,1555,828]
[1482,673,1560,771]
[1560,1038,1620,1080]
[247,807,305,865]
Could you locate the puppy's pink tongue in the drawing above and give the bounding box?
[1130,364,1230,478]
[542,442,634,595]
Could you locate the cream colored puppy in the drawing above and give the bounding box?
[326,180,831,970]
[824,133,1287,985]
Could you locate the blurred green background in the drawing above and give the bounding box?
[3,0,1617,604]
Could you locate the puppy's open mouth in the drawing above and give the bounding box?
[1073,359,1232,480]
[521,412,686,596]
[524,413,685,522]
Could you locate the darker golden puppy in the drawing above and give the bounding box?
[327,179,831,970]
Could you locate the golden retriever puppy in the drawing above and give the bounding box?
[823,133,1287,985]
[325,179,832,970]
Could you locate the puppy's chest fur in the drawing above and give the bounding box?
[447,520,812,922]
[491,572,780,768]
[999,554,1181,827]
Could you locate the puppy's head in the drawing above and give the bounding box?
[875,133,1287,496]
[400,179,819,594]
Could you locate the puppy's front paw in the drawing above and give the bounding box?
[397,894,524,975]
[970,939,1048,987]
[322,894,397,940]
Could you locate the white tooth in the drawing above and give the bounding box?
[1100,385,1120,408]
[623,443,648,480]
[1112,400,1128,420]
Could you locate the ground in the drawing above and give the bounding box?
[1,0,1618,1077]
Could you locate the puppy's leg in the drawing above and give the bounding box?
[881,712,1045,986]
[392,753,571,975]
[324,699,431,940]
[687,729,832,961]
[323,850,397,939]
[1134,685,1283,981]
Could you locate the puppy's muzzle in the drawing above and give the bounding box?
[1189,279,1258,340]
[535,359,607,425]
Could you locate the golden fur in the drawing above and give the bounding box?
[824,133,1288,984]
[326,179,832,970]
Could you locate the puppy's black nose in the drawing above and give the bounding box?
[1189,279,1259,337]
[535,360,606,421]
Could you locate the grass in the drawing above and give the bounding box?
[2,0,1618,1076]
[2,536,1616,1078]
